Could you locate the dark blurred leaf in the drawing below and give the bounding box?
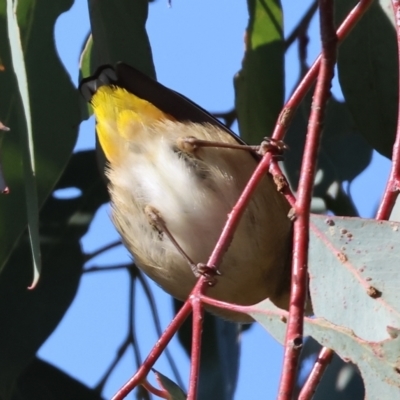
[295,338,364,399]
[336,0,397,159]
[13,358,104,400]
[304,339,364,400]
[0,0,80,275]
[87,0,155,77]
[174,300,241,400]
[235,0,285,143]
[284,96,372,216]
[0,151,109,399]
[153,369,186,400]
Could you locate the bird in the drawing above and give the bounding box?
[79,63,292,322]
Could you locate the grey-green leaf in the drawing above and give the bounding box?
[249,300,399,400]
[309,214,400,342]
[245,213,400,398]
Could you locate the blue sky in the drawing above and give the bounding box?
[38,1,391,399]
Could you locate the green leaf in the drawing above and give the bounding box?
[153,369,186,400]
[0,0,80,275]
[87,0,155,77]
[284,97,372,216]
[0,151,109,399]
[79,33,94,120]
[336,0,397,159]
[234,0,285,143]
[6,0,41,287]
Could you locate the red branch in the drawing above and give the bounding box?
[277,1,337,399]
[376,0,400,220]
[187,297,204,399]
[298,347,334,400]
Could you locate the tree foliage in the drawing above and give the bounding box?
[0,0,398,399]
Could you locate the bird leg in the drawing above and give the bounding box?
[144,205,221,284]
[176,136,288,159]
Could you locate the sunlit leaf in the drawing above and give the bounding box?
[7,0,41,287]
[235,0,285,143]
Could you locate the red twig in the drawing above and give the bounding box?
[187,296,204,399]
[298,347,334,400]
[277,1,337,399]
[270,160,297,206]
[376,0,400,220]
[111,301,192,400]
[142,379,169,399]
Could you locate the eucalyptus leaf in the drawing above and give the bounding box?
[284,97,372,216]
[250,301,399,400]
[0,151,109,399]
[235,0,284,143]
[7,0,41,287]
[87,0,155,77]
[336,0,397,158]
[0,0,80,275]
[309,214,400,342]
[244,213,400,399]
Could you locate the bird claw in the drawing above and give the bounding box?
[192,263,221,286]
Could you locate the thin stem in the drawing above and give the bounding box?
[269,160,297,206]
[95,268,139,394]
[129,269,143,375]
[83,263,134,274]
[277,1,337,399]
[95,339,131,393]
[112,301,192,400]
[84,240,122,262]
[376,0,400,220]
[213,108,237,128]
[298,347,334,400]
[137,271,185,390]
[285,1,318,51]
